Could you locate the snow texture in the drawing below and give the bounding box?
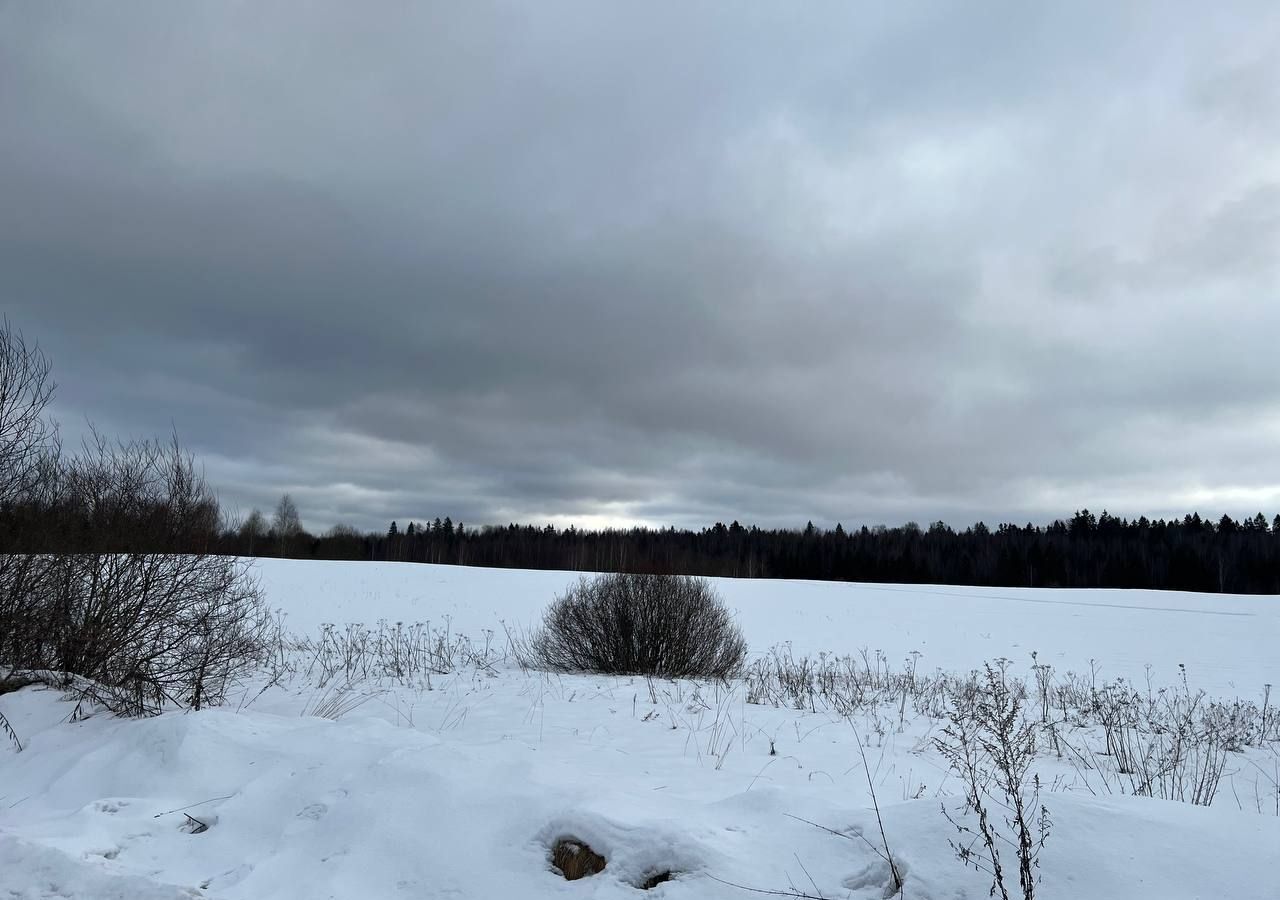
[1,560,1277,899]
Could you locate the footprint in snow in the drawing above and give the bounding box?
[288,787,348,833]
[295,802,328,821]
[202,862,254,890]
[844,856,911,900]
[92,799,129,814]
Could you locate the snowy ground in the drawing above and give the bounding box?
[253,559,1276,693]
[2,561,1278,899]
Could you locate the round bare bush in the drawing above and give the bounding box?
[527,573,747,678]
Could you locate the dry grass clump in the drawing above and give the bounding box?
[550,837,606,880]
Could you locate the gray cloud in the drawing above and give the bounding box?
[2,2,1278,532]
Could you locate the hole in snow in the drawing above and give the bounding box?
[637,869,677,890]
[180,813,216,834]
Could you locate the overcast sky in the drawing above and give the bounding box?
[2,3,1278,533]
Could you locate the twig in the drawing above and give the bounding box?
[849,720,905,894]
[784,814,888,865]
[794,853,825,899]
[706,873,824,899]
[0,709,21,752]
[152,793,236,818]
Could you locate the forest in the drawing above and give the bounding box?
[8,493,1280,594]
[293,510,1280,594]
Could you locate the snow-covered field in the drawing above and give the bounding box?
[2,560,1278,899]
[253,559,1277,693]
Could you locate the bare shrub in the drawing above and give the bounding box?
[936,664,1050,900]
[2,552,273,717]
[525,573,746,679]
[51,553,270,715]
[0,435,273,717]
[1071,667,1233,805]
[0,324,269,719]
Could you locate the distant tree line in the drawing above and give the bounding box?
[12,491,1276,593]
[316,510,1280,593]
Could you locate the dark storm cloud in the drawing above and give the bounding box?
[2,2,1278,531]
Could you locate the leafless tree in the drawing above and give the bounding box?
[0,319,56,509]
[57,428,221,552]
[273,493,302,554]
[239,508,268,554]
